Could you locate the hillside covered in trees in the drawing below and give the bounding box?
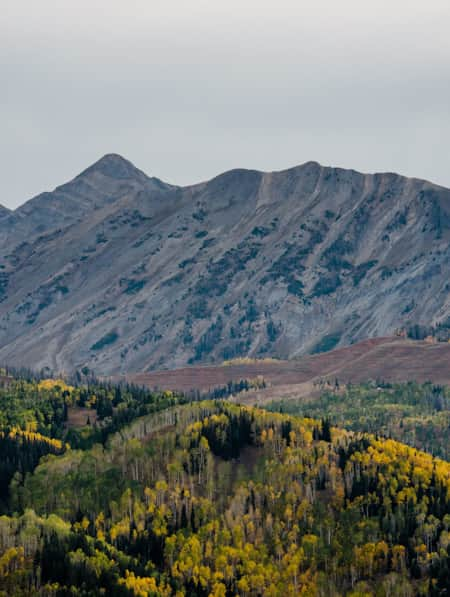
[2,373,450,595]
[266,381,450,460]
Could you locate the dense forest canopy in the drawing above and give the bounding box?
[0,371,190,511]
[1,373,450,594]
[266,381,450,459]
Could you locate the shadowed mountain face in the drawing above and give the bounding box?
[0,155,448,374]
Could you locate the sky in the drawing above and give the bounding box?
[1,0,450,208]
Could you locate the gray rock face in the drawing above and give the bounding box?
[0,154,167,251]
[0,156,448,374]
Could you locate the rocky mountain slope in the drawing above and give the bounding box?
[0,154,448,374]
[0,154,168,252]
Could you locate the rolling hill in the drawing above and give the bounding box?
[125,336,450,400]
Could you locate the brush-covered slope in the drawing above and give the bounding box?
[127,337,450,394]
[0,157,448,373]
[4,399,450,595]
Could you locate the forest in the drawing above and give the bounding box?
[266,381,450,459]
[2,373,450,594]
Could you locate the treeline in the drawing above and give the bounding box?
[3,401,450,594]
[406,320,450,342]
[201,376,266,400]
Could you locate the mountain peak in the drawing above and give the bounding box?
[0,158,448,376]
[78,153,149,182]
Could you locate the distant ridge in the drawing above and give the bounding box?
[0,155,447,374]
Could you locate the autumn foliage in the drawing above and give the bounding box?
[0,393,449,594]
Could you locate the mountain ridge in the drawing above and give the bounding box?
[0,155,448,374]
[8,153,450,213]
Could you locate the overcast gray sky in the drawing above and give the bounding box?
[1,0,450,208]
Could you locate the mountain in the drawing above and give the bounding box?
[0,156,448,374]
[0,154,168,251]
[0,205,11,220]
